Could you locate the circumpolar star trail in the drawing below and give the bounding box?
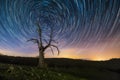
[0,0,120,60]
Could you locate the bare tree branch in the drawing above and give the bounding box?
[27,38,38,43]
[48,27,53,44]
[51,45,60,55]
[50,46,54,55]
[36,23,42,47]
[27,38,39,47]
[52,40,58,44]
[43,39,48,44]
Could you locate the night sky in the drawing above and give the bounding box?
[0,0,120,60]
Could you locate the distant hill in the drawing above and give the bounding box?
[0,55,120,69]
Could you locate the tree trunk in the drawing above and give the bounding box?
[38,50,45,68]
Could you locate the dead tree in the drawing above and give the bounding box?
[27,23,59,68]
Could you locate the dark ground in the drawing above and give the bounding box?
[0,55,120,80]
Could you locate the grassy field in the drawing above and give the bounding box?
[0,63,87,80]
[0,55,120,80]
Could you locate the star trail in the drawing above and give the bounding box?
[0,0,120,60]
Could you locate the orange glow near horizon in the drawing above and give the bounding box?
[45,46,120,61]
[0,45,120,61]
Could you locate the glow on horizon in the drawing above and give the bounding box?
[0,37,120,61]
[0,45,120,61]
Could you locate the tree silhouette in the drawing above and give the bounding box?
[27,23,59,68]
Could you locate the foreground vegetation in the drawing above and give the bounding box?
[0,55,120,80]
[0,63,87,80]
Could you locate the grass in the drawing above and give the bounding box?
[50,67,115,80]
[0,56,120,80]
[0,63,87,80]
